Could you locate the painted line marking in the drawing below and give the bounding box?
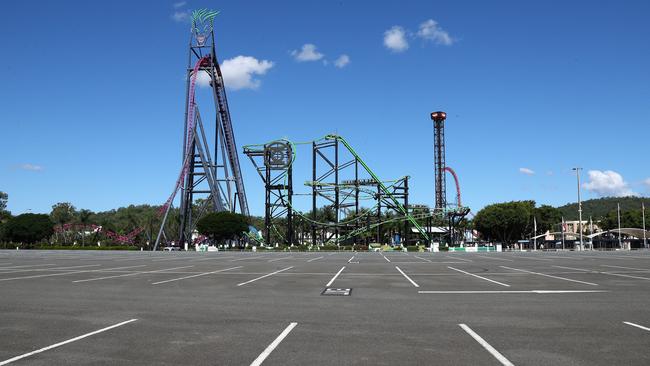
[230,255,268,262]
[0,264,56,270]
[623,321,650,332]
[250,322,297,366]
[602,272,650,281]
[237,267,294,287]
[445,255,472,262]
[414,255,431,263]
[0,265,145,282]
[500,266,598,286]
[151,257,194,262]
[552,265,595,272]
[395,266,419,287]
[419,290,607,294]
[448,266,510,287]
[0,319,138,366]
[347,256,356,263]
[459,324,515,366]
[307,256,323,262]
[191,256,235,261]
[0,264,101,274]
[553,265,650,281]
[509,256,552,261]
[601,265,650,271]
[152,266,242,285]
[74,265,187,283]
[475,255,514,261]
[325,266,346,287]
[382,255,391,263]
[268,256,293,262]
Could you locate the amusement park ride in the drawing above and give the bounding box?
[155,9,470,250]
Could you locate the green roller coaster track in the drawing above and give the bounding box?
[243,134,470,246]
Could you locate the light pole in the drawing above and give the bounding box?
[572,167,583,250]
[617,202,622,249]
[641,201,648,249]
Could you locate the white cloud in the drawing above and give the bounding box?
[20,164,43,172]
[334,54,350,68]
[383,26,409,52]
[196,56,274,90]
[173,1,187,8]
[644,178,650,189]
[582,170,636,197]
[519,167,535,175]
[171,10,191,22]
[291,44,324,62]
[416,19,454,45]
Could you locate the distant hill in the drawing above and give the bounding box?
[557,196,650,220]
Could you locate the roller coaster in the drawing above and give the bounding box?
[153,9,470,249]
[243,134,470,247]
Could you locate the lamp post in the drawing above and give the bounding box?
[572,167,583,250]
[641,201,648,249]
[617,202,622,249]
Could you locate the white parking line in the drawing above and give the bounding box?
[552,265,595,272]
[347,256,355,263]
[191,256,235,262]
[0,265,144,282]
[0,264,56,270]
[414,255,431,263]
[601,265,650,271]
[395,266,419,287]
[382,255,391,263]
[307,256,323,262]
[268,256,293,262]
[623,321,650,332]
[325,266,346,287]
[553,265,650,281]
[602,272,650,281]
[459,324,514,366]
[475,255,514,262]
[151,257,192,262]
[510,256,552,261]
[0,264,101,274]
[74,265,187,283]
[230,255,268,262]
[500,266,598,286]
[448,266,510,287]
[445,255,472,262]
[153,266,242,285]
[237,267,294,287]
[419,290,607,294]
[250,322,298,366]
[0,319,138,366]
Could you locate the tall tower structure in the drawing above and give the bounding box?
[154,9,249,250]
[430,111,447,210]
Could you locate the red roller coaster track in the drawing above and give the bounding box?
[444,166,462,207]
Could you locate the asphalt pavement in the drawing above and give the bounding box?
[1,249,650,365]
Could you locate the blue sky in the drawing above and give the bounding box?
[1,0,649,216]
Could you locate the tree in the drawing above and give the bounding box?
[50,202,76,243]
[76,209,93,246]
[534,205,563,234]
[4,214,54,244]
[196,211,249,244]
[0,191,10,224]
[0,191,7,212]
[473,201,535,244]
[600,209,645,231]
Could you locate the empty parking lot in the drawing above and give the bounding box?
[1,249,650,365]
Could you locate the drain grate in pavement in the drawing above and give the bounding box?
[321,288,352,296]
